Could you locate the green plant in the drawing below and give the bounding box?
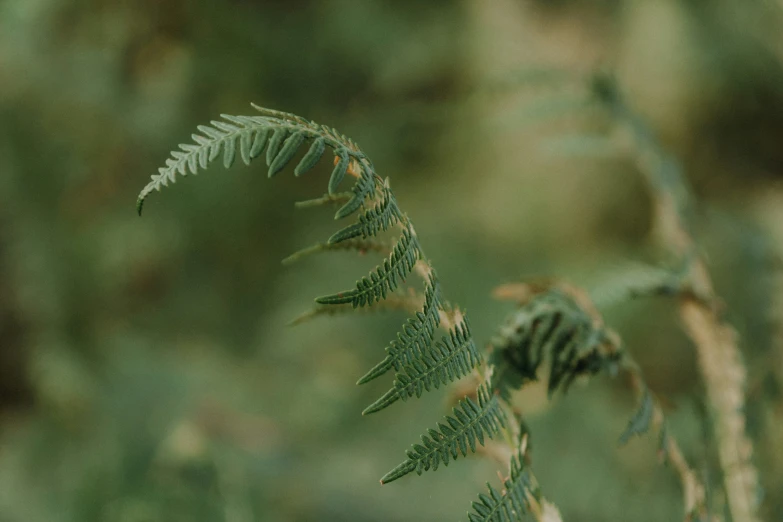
[136,73,761,520]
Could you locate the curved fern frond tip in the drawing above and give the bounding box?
[136,105,370,216]
[138,104,510,518]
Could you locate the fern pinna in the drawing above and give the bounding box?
[138,105,655,521]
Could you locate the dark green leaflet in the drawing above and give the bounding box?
[295,137,326,176]
[266,127,289,166]
[269,131,306,177]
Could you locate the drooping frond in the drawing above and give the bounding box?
[315,228,420,308]
[362,317,480,415]
[380,385,505,484]
[489,287,622,400]
[467,450,538,522]
[357,273,442,385]
[139,105,495,518]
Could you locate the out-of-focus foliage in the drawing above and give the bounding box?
[1,0,782,521]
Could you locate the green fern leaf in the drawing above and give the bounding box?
[489,288,622,400]
[363,317,480,415]
[136,108,374,216]
[137,115,277,213]
[249,128,271,160]
[380,385,505,484]
[315,228,419,308]
[329,148,350,195]
[328,183,402,244]
[294,137,326,176]
[618,387,654,445]
[222,129,237,168]
[250,103,311,124]
[467,451,535,522]
[335,165,376,219]
[265,128,289,167]
[357,273,442,385]
[268,131,306,177]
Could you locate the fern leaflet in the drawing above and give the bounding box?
[363,317,480,415]
[380,385,505,484]
[357,273,442,385]
[334,165,376,219]
[315,228,420,307]
[468,451,536,522]
[328,182,402,244]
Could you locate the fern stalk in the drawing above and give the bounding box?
[598,76,760,522]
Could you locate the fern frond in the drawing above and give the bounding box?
[357,273,442,385]
[139,106,495,513]
[489,288,622,400]
[380,385,505,484]
[328,182,402,244]
[362,317,480,415]
[315,228,420,308]
[468,451,536,522]
[295,137,326,176]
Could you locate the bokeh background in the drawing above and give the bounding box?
[1,1,782,520]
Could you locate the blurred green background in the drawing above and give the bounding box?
[1,1,782,520]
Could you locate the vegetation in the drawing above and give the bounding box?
[2,1,783,521]
[135,70,761,521]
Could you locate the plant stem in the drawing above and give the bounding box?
[604,78,760,522]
